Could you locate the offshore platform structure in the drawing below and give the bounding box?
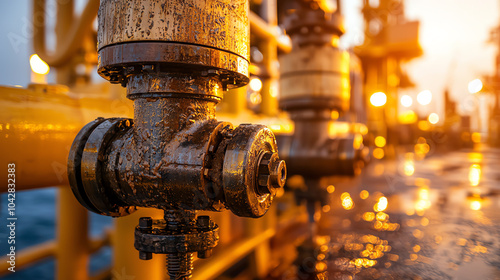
[67,0,286,279]
[486,4,500,147]
[355,0,421,151]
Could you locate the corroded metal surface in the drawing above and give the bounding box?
[126,72,224,101]
[280,45,350,112]
[278,2,358,182]
[97,42,249,89]
[97,0,250,89]
[68,117,137,217]
[223,124,283,217]
[68,76,286,217]
[69,1,286,277]
[97,0,249,58]
[134,216,219,255]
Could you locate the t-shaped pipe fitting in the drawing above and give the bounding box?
[68,0,286,219]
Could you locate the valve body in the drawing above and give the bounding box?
[68,1,286,278]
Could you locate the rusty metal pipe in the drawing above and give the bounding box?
[67,1,287,278]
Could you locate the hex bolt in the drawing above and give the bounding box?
[257,152,287,195]
[139,217,153,230]
[139,251,152,260]
[142,65,154,72]
[197,215,210,229]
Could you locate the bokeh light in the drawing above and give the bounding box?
[30,54,50,75]
[428,113,439,124]
[249,77,263,92]
[374,136,386,148]
[417,90,432,105]
[370,92,387,107]
[401,95,413,107]
[468,79,483,94]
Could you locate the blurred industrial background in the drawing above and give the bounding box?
[1,0,500,279]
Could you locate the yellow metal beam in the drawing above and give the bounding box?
[57,186,89,280]
[113,208,165,280]
[193,228,275,280]
[249,11,291,53]
[0,240,56,276]
[0,231,111,276]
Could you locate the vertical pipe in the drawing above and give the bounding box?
[245,205,276,278]
[55,0,75,84]
[260,0,279,116]
[57,186,88,280]
[245,218,271,278]
[114,208,165,280]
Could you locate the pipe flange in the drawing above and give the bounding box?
[222,124,286,218]
[69,117,136,217]
[134,216,219,259]
[68,118,107,214]
[98,42,249,89]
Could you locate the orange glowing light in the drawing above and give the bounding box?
[354,133,364,150]
[327,185,335,193]
[403,160,415,177]
[418,120,431,131]
[471,132,481,143]
[360,190,369,199]
[373,148,384,159]
[322,205,331,212]
[374,136,386,148]
[363,212,375,222]
[374,196,388,212]
[376,212,388,221]
[30,54,50,75]
[428,113,439,124]
[249,77,263,92]
[398,110,418,124]
[470,198,482,211]
[370,92,387,107]
[469,164,481,187]
[249,92,262,104]
[341,192,354,210]
[413,245,421,253]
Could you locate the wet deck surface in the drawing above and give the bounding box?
[317,147,500,280]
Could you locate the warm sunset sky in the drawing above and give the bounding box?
[1,0,499,119]
[341,0,499,118]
